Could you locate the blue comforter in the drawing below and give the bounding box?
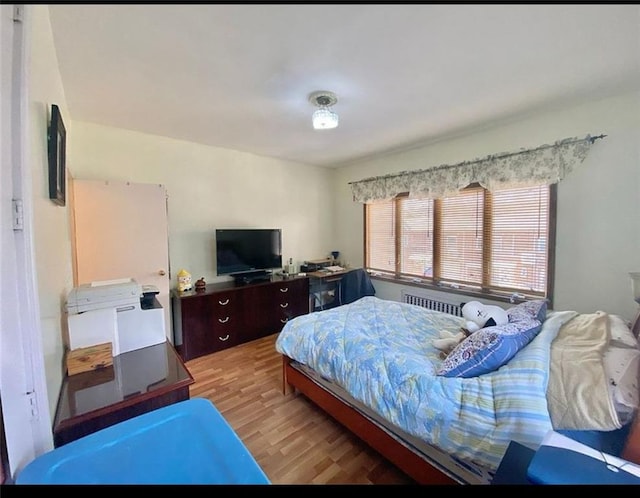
[275,296,574,471]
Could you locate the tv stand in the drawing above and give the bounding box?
[234,270,270,285]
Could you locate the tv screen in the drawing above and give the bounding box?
[216,229,282,276]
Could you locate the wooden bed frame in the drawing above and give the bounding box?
[282,353,640,485]
[282,355,457,484]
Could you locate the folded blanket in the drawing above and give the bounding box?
[546,311,620,430]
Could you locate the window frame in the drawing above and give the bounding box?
[364,183,557,306]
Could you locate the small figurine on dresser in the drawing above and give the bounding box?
[195,277,206,293]
[177,269,192,292]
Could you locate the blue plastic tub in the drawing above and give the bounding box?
[16,397,270,485]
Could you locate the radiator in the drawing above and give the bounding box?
[401,290,463,317]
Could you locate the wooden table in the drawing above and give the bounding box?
[53,341,194,447]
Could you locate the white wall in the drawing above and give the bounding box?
[67,123,335,287]
[29,5,75,422]
[333,91,640,321]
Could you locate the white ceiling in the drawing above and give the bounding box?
[47,4,640,167]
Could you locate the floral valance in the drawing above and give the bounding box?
[349,134,602,203]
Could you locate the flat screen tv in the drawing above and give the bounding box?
[216,228,282,277]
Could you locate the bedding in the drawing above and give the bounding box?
[609,314,639,348]
[603,345,640,424]
[546,311,620,430]
[546,311,640,430]
[275,296,579,471]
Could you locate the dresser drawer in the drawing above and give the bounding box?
[206,291,241,353]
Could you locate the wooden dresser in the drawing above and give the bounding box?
[172,275,310,361]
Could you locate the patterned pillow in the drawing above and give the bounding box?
[609,314,638,349]
[507,299,547,323]
[437,317,543,378]
[602,345,640,424]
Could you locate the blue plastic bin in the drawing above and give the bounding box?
[16,397,270,484]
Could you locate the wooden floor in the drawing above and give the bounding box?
[186,333,415,485]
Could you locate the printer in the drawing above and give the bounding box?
[66,278,166,356]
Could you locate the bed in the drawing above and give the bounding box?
[275,296,640,484]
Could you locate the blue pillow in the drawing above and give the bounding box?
[437,317,543,378]
[507,299,547,323]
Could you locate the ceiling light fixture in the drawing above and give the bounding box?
[309,91,339,130]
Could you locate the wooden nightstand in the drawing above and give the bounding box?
[53,341,194,447]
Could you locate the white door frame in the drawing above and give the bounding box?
[1,4,53,481]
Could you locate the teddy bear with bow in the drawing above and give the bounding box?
[433,300,508,358]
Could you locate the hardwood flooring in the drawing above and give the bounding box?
[186,333,415,485]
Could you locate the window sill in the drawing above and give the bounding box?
[368,272,548,306]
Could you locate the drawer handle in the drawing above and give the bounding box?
[219,299,230,305]
[280,318,288,324]
[218,316,230,323]
[279,287,288,292]
[219,334,230,341]
[280,302,289,308]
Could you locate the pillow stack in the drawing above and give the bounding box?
[437,300,548,378]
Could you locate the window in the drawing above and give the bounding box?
[365,183,555,301]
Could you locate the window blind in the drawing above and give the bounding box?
[366,201,395,273]
[365,183,554,300]
[437,187,484,286]
[399,196,434,278]
[488,185,549,293]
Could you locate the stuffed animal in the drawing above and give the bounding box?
[433,328,470,358]
[462,300,508,333]
[433,301,509,358]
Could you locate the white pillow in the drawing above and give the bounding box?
[609,314,638,349]
[602,345,640,425]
